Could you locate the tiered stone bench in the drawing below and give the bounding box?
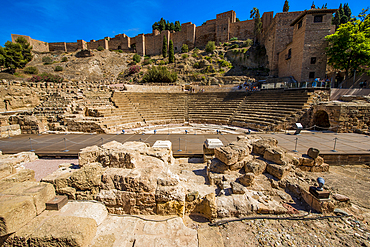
[188,92,247,125]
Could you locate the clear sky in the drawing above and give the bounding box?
[0,0,367,46]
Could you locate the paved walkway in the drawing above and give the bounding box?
[0,132,369,157]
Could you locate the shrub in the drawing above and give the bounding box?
[141,66,177,83]
[182,54,189,59]
[54,65,63,72]
[218,59,232,68]
[229,37,238,41]
[129,65,141,74]
[24,66,38,74]
[97,46,104,51]
[118,49,123,53]
[205,41,215,53]
[143,58,153,65]
[61,57,68,62]
[242,39,253,47]
[181,44,189,53]
[159,60,166,65]
[28,72,63,83]
[42,56,53,65]
[133,53,141,63]
[229,44,239,49]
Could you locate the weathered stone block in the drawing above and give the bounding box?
[187,193,217,220]
[299,156,315,167]
[0,195,36,236]
[214,146,238,165]
[238,173,255,187]
[252,138,278,155]
[230,181,245,194]
[28,215,97,247]
[69,163,104,191]
[2,168,35,183]
[156,201,185,216]
[2,182,55,215]
[207,158,230,174]
[0,164,13,180]
[311,163,329,172]
[263,147,289,165]
[244,158,267,175]
[266,163,291,180]
[78,145,102,167]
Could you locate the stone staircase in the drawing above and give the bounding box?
[230,90,312,130]
[188,92,247,125]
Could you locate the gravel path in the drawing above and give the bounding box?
[23,158,79,181]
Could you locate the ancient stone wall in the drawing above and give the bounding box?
[66,42,78,52]
[229,20,254,41]
[262,11,302,77]
[300,12,335,82]
[145,31,169,56]
[278,10,335,82]
[170,23,196,52]
[49,42,67,52]
[11,34,49,53]
[108,34,130,51]
[87,39,108,50]
[195,20,216,48]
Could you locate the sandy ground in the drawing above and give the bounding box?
[23,158,78,181]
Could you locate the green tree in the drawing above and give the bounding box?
[250,7,262,44]
[1,37,33,72]
[326,10,370,81]
[181,44,189,53]
[332,4,342,28]
[162,35,167,58]
[205,41,215,53]
[159,18,166,32]
[0,47,6,70]
[283,0,289,12]
[169,40,174,63]
[175,21,181,32]
[236,18,240,22]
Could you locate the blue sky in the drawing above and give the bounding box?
[0,0,367,46]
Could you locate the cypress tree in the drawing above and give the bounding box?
[250,8,262,44]
[175,21,181,32]
[283,0,289,12]
[343,3,352,20]
[162,36,167,58]
[169,40,174,63]
[159,18,166,32]
[333,8,341,29]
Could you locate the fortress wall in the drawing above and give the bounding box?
[145,30,170,56]
[87,39,108,50]
[262,12,274,32]
[49,42,67,52]
[171,23,196,52]
[216,18,230,43]
[195,20,216,48]
[77,40,87,50]
[108,34,130,50]
[11,34,49,53]
[229,20,254,41]
[66,42,78,52]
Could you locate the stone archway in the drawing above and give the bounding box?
[313,110,330,129]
